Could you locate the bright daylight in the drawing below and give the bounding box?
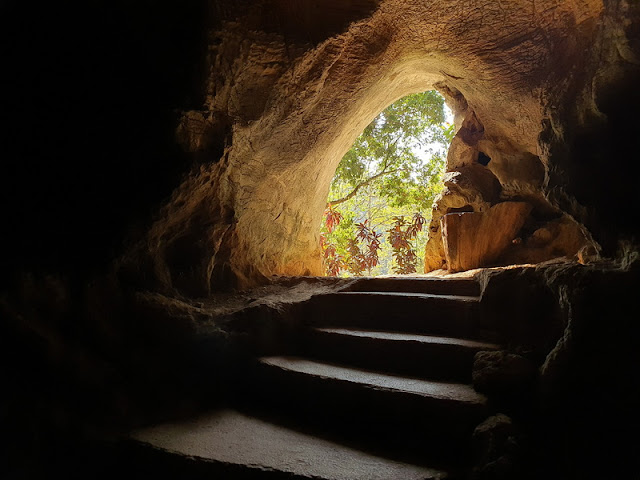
[321,90,454,276]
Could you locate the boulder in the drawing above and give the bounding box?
[424,164,502,272]
[442,202,532,272]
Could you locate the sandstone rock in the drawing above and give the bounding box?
[475,265,565,361]
[498,214,597,266]
[473,351,537,396]
[442,202,532,272]
[122,0,622,291]
[434,82,468,132]
[424,164,502,272]
[474,414,515,445]
[447,111,486,170]
[444,164,503,204]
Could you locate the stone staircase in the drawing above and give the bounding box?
[128,276,501,479]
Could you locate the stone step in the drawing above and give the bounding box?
[304,327,500,382]
[341,276,482,297]
[249,356,488,462]
[304,292,483,340]
[128,408,449,479]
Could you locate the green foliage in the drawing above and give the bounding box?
[388,213,425,274]
[331,90,453,212]
[322,90,452,276]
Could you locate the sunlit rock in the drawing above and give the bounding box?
[442,202,532,272]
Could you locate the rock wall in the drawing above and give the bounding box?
[1,2,640,478]
[121,0,639,292]
[422,0,640,271]
[472,256,640,479]
[1,2,638,292]
[2,1,635,293]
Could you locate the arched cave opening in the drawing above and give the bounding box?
[154,6,605,294]
[143,32,601,295]
[320,90,452,277]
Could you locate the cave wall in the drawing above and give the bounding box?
[2,1,637,294]
[546,1,640,256]
[0,1,214,473]
[120,0,640,295]
[1,2,640,478]
[471,256,640,479]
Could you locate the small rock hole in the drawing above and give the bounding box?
[478,152,491,166]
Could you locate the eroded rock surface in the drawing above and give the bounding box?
[118,0,638,293]
[424,164,502,271]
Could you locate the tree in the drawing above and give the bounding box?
[321,91,453,276]
[327,90,453,212]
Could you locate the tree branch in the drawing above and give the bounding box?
[327,168,397,208]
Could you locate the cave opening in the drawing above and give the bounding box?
[319,90,453,277]
[133,2,607,294]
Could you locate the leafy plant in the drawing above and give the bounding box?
[387,213,425,274]
[328,90,452,212]
[324,205,343,233]
[346,220,383,275]
[320,234,346,276]
[320,90,452,276]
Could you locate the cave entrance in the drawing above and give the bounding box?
[319,90,453,277]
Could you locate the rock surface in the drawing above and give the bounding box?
[117,0,634,292]
[442,202,532,272]
[472,351,537,396]
[500,214,594,266]
[471,414,521,480]
[424,164,503,272]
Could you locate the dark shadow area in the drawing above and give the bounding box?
[477,152,491,166]
[250,0,380,45]
[566,68,640,255]
[0,0,209,282]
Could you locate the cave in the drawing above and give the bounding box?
[1,1,639,479]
